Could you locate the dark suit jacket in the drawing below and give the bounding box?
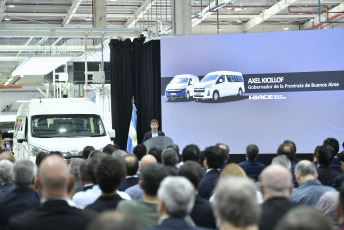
[333,173,344,190]
[198,169,221,200]
[8,199,97,230]
[119,177,139,191]
[0,183,13,196]
[145,217,210,230]
[0,188,40,230]
[238,160,265,181]
[317,165,340,186]
[142,131,165,143]
[85,194,123,213]
[259,197,298,230]
[190,195,216,229]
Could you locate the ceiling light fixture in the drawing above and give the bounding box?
[86,17,91,21]
[4,18,10,21]
[8,4,15,8]
[284,26,289,30]
[12,56,72,76]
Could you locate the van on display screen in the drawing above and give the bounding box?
[160,29,344,154]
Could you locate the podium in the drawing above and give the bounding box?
[143,136,173,151]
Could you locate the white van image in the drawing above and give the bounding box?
[165,74,200,101]
[13,98,115,162]
[193,71,245,102]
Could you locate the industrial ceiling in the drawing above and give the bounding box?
[0,0,343,87]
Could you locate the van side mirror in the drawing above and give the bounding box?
[108,129,116,138]
[16,131,27,143]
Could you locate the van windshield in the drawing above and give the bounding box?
[31,115,106,138]
[171,78,188,84]
[201,75,218,82]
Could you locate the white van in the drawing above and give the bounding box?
[193,71,245,101]
[165,74,200,101]
[13,98,115,162]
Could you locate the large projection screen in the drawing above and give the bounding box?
[161,29,344,154]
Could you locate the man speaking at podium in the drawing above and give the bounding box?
[142,119,165,143]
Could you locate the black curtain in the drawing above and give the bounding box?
[110,38,161,150]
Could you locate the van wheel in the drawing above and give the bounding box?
[212,91,219,102]
[237,88,243,96]
[186,91,190,100]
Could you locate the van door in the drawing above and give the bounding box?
[215,75,226,97]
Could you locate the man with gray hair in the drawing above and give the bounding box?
[271,155,291,170]
[212,177,260,230]
[145,176,202,230]
[0,160,40,229]
[0,159,14,195]
[259,165,297,230]
[161,148,178,167]
[290,160,335,207]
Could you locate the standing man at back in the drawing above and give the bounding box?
[142,119,165,143]
[8,155,97,230]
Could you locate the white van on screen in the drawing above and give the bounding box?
[165,74,200,101]
[193,71,245,102]
[13,98,115,162]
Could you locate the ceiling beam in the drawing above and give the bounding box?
[125,0,157,28]
[62,0,83,27]
[6,12,133,18]
[302,3,344,29]
[192,0,230,27]
[0,45,97,52]
[244,0,300,32]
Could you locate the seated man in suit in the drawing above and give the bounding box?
[8,155,97,230]
[259,165,297,230]
[85,156,126,212]
[145,176,204,230]
[178,161,216,229]
[212,177,260,230]
[87,211,139,230]
[0,159,14,196]
[119,154,139,191]
[0,160,40,230]
[142,119,165,143]
[316,144,340,186]
[238,144,265,181]
[198,146,224,200]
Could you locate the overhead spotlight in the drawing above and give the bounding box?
[237,20,242,23]
[4,18,10,21]
[8,4,15,8]
[86,17,91,21]
[284,26,289,30]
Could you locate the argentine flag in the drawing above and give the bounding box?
[126,106,137,153]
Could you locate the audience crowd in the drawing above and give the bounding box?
[0,137,344,230]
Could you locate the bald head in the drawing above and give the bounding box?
[141,154,157,169]
[0,151,15,163]
[260,165,292,200]
[39,155,70,197]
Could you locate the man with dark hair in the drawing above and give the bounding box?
[178,161,216,229]
[238,144,265,181]
[82,146,95,159]
[117,163,169,228]
[8,155,97,230]
[142,119,165,143]
[103,144,119,156]
[119,155,139,191]
[277,143,298,187]
[133,144,147,161]
[161,148,178,167]
[332,151,344,190]
[316,145,339,186]
[148,147,162,163]
[0,160,40,229]
[198,146,224,200]
[290,160,335,207]
[73,155,130,208]
[166,144,181,167]
[324,137,341,174]
[215,143,230,164]
[181,144,201,164]
[87,211,138,230]
[85,156,126,212]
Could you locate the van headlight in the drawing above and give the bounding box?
[180,85,187,89]
[29,144,48,157]
[205,84,212,88]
